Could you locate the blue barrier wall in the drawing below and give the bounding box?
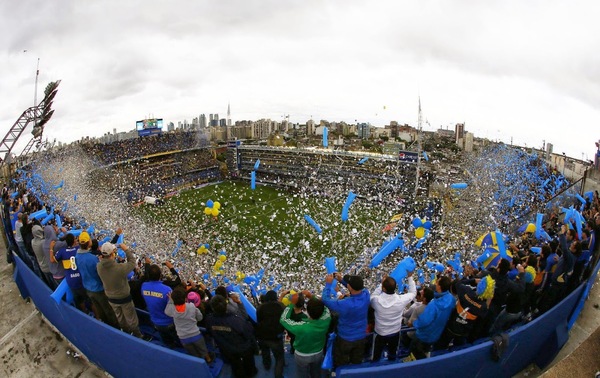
[11,250,599,378]
[12,255,212,378]
[337,284,584,378]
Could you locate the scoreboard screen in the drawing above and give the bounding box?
[136,118,163,131]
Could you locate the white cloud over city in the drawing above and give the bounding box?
[0,0,598,159]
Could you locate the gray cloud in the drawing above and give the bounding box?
[0,0,599,159]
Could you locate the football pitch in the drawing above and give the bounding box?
[133,181,402,286]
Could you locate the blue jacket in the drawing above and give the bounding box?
[75,250,104,293]
[322,282,370,341]
[414,290,455,344]
[142,280,173,327]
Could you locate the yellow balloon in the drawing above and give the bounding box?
[196,247,203,255]
[204,207,212,215]
[211,207,220,217]
[214,260,222,268]
[219,254,227,262]
[214,201,221,210]
[525,223,536,234]
[415,227,425,239]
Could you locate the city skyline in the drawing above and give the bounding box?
[0,1,598,160]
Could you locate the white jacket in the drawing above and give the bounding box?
[370,277,417,336]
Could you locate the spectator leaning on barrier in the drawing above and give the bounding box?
[53,233,88,312]
[165,287,211,361]
[280,297,332,378]
[75,232,119,328]
[31,220,57,289]
[47,222,67,284]
[14,212,36,272]
[142,264,179,348]
[406,275,454,361]
[435,276,494,350]
[255,290,286,377]
[538,225,577,313]
[322,273,370,367]
[403,287,435,347]
[206,295,258,378]
[370,272,417,362]
[20,214,36,267]
[97,241,150,340]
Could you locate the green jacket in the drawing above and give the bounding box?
[280,305,331,355]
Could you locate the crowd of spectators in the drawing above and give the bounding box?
[2,183,599,376]
[81,131,204,166]
[237,146,422,203]
[2,135,600,377]
[87,145,219,202]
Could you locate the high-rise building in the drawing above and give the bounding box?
[252,119,275,140]
[455,123,465,144]
[387,121,399,138]
[357,123,370,139]
[210,114,219,127]
[199,114,207,128]
[306,119,315,136]
[227,103,232,127]
[546,142,553,159]
[464,132,474,152]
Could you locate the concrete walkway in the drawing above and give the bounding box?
[0,254,105,377]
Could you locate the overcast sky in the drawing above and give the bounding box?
[1,0,599,160]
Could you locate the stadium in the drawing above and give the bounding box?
[2,109,600,377]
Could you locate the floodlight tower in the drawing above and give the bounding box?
[0,80,60,176]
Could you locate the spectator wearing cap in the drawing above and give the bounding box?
[75,232,119,328]
[255,290,285,377]
[407,275,454,360]
[206,295,257,378]
[96,242,148,340]
[370,272,417,362]
[142,264,179,348]
[187,291,202,308]
[280,297,332,378]
[322,273,370,366]
[185,280,211,324]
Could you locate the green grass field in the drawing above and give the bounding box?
[133,181,401,287]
